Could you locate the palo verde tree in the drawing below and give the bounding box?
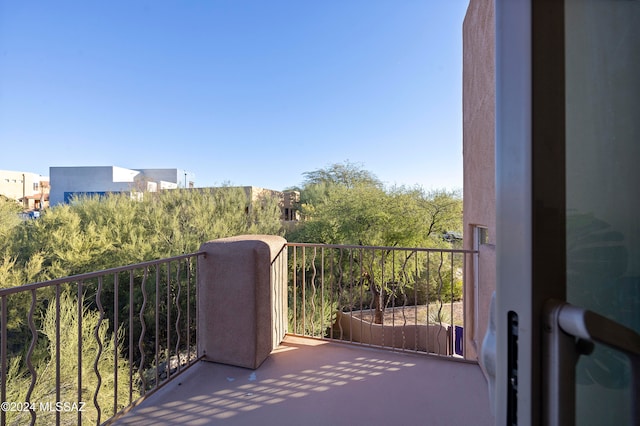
[0,187,285,409]
[5,292,135,426]
[6,186,283,282]
[286,162,463,325]
[0,196,22,249]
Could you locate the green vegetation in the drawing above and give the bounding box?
[5,293,133,425]
[0,163,463,413]
[0,186,282,422]
[286,161,462,248]
[285,162,463,329]
[2,187,282,286]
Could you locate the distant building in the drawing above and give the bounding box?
[282,190,300,222]
[48,167,300,221]
[0,170,50,210]
[225,186,300,222]
[49,166,192,206]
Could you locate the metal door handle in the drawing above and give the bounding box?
[544,300,640,426]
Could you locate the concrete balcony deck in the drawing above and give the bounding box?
[114,335,494,426]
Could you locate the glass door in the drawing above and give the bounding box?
[565,0,640,424]
[495,0,640,425]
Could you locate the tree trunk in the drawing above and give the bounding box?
[371,284,384,325]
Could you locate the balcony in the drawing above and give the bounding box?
[114,335,490,426]
[0,235,493,425]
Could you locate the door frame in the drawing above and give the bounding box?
[495,0,566,424]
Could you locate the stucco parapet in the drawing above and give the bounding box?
[197,235,287,369]
[201,234,286,262]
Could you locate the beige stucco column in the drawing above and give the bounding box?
[197,235,287,369]
[463,0,496,361]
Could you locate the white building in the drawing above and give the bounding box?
[49,166,192,206]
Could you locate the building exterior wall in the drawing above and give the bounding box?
[0,170,49,209]
[136,168,190,188]
[282,190,300,221]
[237,186,300,222]
[49,166,190,206]
[49,166,142,205]
[462,0,496,360]
[48,167,298,222]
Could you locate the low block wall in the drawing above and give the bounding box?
[334,311,452,355]
[197,235,287,369]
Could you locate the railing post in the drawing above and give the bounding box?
[197,235,287,369]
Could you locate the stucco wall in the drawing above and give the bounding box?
[334,311,452,356]
[136,168,186,186]
[197,235,287,369]
[462,0,496,360]
[49,166,138,205]
[0,170,47,204]
[49,166,187,205]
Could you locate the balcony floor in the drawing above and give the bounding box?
[113,335,494,426]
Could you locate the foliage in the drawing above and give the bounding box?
[1,186,281,341]
[0,196,22,253]
[4,187,283,283]
[287,163,462,248]
[5,292,135,426]
[0,187,283,421]
[300,160,382,190]
[1,186,282,333]
[286,162,463,324]
[288,281,338,338]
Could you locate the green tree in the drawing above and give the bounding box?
[289,185,461,248]
[7,187,284,281]
[286,162,463,326]
[300,160,382,189]
[0,196,22,253]
[5,292,135,426]
[0,187,284,409]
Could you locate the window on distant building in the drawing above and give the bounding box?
[33,182,39,191]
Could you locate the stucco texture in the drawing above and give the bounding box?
[462,0,496,361]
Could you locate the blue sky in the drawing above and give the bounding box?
[1,1,469,191]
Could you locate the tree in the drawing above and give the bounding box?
[5,187,284,281]
[300,160,382,189]
[286,163,463,325]
[5,292,135,426]
[289,184,461,248]
[0,195,22,252]
[0,187,285,408]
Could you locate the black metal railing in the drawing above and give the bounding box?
[0,252,204,426]
[0,240,478,425]
[286,243,477,358]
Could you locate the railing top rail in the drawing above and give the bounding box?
[285,242,477,255]
[0,251,206,297]
[270,243,288,265]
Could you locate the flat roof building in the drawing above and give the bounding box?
[0,170,50,210]
[49,166,190,206]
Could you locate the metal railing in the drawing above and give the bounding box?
[270,244,288,351]
[286,243,477,358]
[0,240,476,424]
[0,252,204,426]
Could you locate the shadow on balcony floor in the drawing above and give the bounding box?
[113,335,493,426]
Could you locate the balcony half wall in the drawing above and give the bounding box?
[197,235,287,369]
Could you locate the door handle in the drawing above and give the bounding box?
[543,300,640,426]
